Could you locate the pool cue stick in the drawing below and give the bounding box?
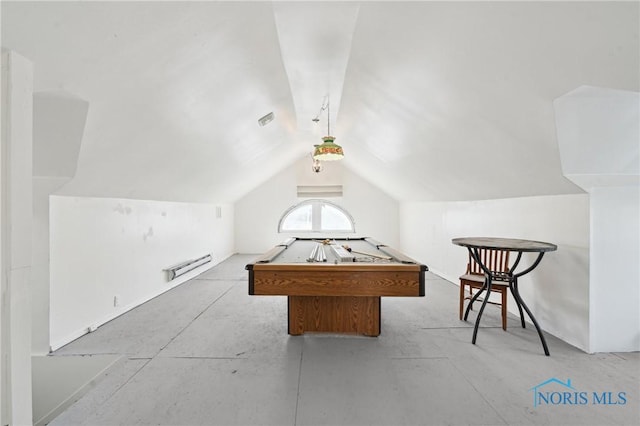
[311,239,332,244]
[347,249,392,260]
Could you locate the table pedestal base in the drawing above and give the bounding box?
[464,274,550,356]
[288,296,381,336]
[453,238,557,356]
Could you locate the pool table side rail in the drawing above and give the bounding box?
[377,246,426,266]
[252,245,287,264]
[248,264,425,297]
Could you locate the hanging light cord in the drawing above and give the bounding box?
[326,97,331,135]
[312,95,330,129]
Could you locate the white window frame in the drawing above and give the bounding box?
[278,199,356,233]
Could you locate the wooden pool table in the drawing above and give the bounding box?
[246,237,428,336]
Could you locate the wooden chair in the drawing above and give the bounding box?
[459,248,510,330]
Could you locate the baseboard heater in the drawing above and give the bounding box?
[165,254,212,281]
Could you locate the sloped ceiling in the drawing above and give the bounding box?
[2,1,638,203]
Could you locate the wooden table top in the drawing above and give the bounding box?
[452,237,557,252]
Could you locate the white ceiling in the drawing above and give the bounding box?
[2,1,638,203]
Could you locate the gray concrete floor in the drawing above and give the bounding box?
[47,254,639,425]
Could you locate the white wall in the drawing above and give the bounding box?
[49,195,235,350]
[554,86,639,352]
[235,156,399,253]
[400,194,590,352]
[31,91,88,355]
[32,177,69,355]
[1,50,34,426]
[590,186,639,352]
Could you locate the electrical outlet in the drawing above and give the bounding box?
[114,295,120,307]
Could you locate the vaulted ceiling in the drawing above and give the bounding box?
[2,1,638,203]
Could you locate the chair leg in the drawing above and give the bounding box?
[501,289,507,331]
[459,282,465,320]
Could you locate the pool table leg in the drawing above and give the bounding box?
[288,296,381,336]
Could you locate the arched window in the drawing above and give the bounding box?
[278,199,355,233]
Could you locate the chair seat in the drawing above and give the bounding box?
[459,274,509,286]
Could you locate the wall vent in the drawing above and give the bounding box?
[297,185,343,198]
[165,254,212,281]
[258,112,274,126]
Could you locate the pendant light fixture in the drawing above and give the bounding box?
[313,97,344,161]
[311,154,323,173]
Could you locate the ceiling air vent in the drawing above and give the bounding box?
[258,112,274,127]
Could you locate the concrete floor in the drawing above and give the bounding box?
[47,254,639,425]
